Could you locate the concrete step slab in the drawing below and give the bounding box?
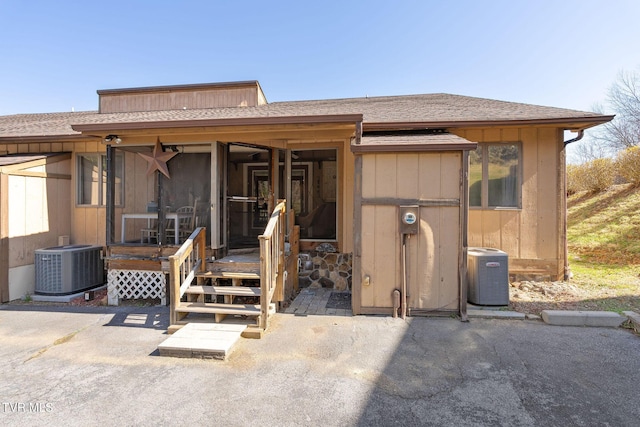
[158,323,247,360]
[468,309,526,320]
[622,311,640,333]
[541,310,626,328]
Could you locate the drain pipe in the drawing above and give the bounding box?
[401,234,409,319]
[564,129,584,147]
[562,130,585,280]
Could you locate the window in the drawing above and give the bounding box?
[77,153,124,206]
[469,143,520,208]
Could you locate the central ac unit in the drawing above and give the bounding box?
[35,245,104,295]
[467,247,509,305]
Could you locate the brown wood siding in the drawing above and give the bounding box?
[359,152,461,311]
[454,126,564,279]
[8,162,72,268]
[100,87,262,113]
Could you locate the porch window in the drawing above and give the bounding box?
[77,153,123,206]
[469,143,520,208]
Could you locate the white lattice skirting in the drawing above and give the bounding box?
[107,269,166,306]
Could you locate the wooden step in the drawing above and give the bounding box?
[196,271,260,280]
[209,254,260,270]
[176,302,262,316]
[185,285,261,297]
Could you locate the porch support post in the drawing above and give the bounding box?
[211,142,220,249]
[105,144,116,245]
[285,148,292,229]
[459,150,469,322]
[270,148,279,211]
[157,172,166,245]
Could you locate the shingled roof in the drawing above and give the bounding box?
[0,92,613,141]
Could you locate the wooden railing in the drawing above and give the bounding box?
[258,201,286,330]
[169,227,206,326]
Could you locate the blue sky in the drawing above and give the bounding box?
[1,0,638,159]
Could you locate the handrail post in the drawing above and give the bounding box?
[168,227,206,328]
[259,235,268,330]
[169,255,179,326]
[198,229,206,273]
[276,209,285,301]
[257,201,286,331]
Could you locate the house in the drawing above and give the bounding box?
[0,81,613,328]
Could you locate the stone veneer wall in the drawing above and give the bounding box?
[298,244,352,291]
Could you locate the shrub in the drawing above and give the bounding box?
[567,158,615,193]
[585,158,616,192]
[616,146,640,186]
[566,164,580,195]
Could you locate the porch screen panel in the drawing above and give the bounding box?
[295,149,337,240]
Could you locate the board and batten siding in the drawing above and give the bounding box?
[358,152,461,313]
[99,86,265,114]
[453,127,565,279]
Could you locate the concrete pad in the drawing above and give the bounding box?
[31,285,106,303]
[467,303,509,311]
[158,322,247,360]
[541,310,626,327]
[468,309,526,320]
[2,305,640,425]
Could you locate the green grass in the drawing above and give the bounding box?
[567,184,640,313]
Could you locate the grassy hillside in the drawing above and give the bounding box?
[566,184,640,313]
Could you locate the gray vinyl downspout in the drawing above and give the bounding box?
[562,130,585,280]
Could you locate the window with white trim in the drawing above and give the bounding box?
[77,153,124,206]
[469,143,521,208]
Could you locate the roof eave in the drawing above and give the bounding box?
[0,133,87,143]
[363,115,615,131]
[71,114,364,133]
[96,80,262,96]
[351,143,477,153]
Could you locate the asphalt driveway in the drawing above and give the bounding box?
[0,304,638,426]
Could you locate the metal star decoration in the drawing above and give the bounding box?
[138,139,178,179]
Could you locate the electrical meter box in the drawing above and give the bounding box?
[399,205,419,235]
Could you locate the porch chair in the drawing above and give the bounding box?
[167,197,199,243]
[141,216,173,244]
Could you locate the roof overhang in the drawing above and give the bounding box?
[71,114,363,145]
[96,80,263,96]
[353,132,477,153]
[71,114,363,133]
[364,115,615,132]
[0,133,87,143]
